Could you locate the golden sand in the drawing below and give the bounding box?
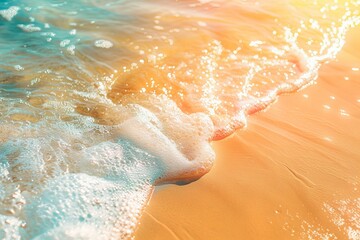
[134,26,360,240]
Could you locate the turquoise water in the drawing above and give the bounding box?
[0,0,359,239]
[0,1,168,239]
[0,1,217,238]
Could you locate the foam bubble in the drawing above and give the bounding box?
[14,65,24,71]
[0,94,214,238]
[112,96,215,183]
[23,174,152,239]
[94,40,113,49]
[0,0,358,239]
[0,215,22,240]
[67,45,76,55]
[0,6,20,21]
[60,39,71,47]
[0,119,154,238]
[17,24,42,32]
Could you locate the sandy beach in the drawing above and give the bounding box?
[1,1,359,239]
[135,25,360,240]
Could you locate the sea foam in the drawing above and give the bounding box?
[0,0,359,239]
[0,6,19,21]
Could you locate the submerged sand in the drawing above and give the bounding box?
[134,26,360,240]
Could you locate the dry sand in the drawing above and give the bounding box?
[134,25,360,240]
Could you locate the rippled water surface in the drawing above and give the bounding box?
[0,0,359,239]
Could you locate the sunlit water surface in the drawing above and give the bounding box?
[0,0,359,239]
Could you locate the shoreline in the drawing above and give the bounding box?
[134,25,360,240]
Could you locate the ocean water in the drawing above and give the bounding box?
[0,0,359,239]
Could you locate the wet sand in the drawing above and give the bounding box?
[134,26,360,240]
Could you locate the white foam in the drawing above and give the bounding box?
[0,1,358,239]
[0,117,154,239]
[0,94,215,238]
[14,65,24,71]
[113,95,215,183]
[67,45,76,55]
[94,40,113,49]
[17,24,42,32]
[60,39,71,47]
[0,6,20,21]
[0,215,22,240]
[24,174,152,240]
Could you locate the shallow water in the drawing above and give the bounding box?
[135,32,360,239]
[0,0,359,239]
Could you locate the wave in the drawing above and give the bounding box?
[0,0,359,239]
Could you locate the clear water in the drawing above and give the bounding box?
[0,0,359,239]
